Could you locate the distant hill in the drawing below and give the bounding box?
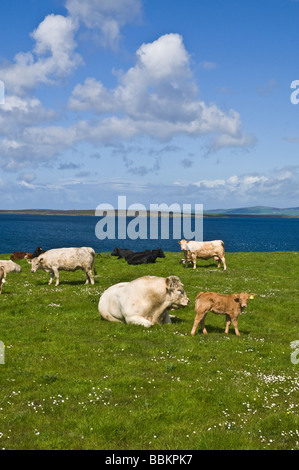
[0,206,299,217]
[204,206,299,217]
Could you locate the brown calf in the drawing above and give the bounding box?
[0,266,6,294]
[191,291,255,336]
[10,251,32,260]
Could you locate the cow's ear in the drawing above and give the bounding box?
[26,259,32,264]
[39,257,44,262]
[234,293,240,302]
[166,276,180,290]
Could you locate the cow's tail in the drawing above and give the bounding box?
[195,292,204,311]
[89,248,97,276]
[93,262,97,276]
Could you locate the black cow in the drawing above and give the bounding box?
[150,248,165,259]
[125,252,156,265]
[32,247,45,258]
[111,247,165,265]
[125,248,165,265]
[111,248,134,259]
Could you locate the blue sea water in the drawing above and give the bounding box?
[0,214,298,254]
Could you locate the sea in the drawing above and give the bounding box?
[0,213,298,254]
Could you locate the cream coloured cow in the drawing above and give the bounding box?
[0,260,21,294]
[30,247,96,286]
[178,239,227,270]
[0,260,22,273]
[0,267,6,294]
[98,275,190,327]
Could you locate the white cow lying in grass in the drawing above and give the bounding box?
[0,260,22,294]
[0,260,22,274]
[30,247,97,286]
[98,275,190,327]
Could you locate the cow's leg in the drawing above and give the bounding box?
[191,311,207,335]
[221,256,227,270]
[200,313,208,334]
[100,312,123,323]
[225,314,231,334]
[52,268,60,286]
[85,269,95,285]
[160,310,172,324]
[231,317,240,336]
[184,251,189,268]
[191,253,197,270]
[126,316,153,328]
[48,271,55,285]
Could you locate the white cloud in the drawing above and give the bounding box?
[0,95,56,136]
[136,33,190,80]
[211,132,257,151]
[0,32,255,171]
[65,0,142,49]
[195,179,225,188]
[0,14,82,95]
[68,33,253,148]
[174,167,299,205]
[0,125,79,171]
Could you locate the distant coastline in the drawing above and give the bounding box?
[0,208,298,218]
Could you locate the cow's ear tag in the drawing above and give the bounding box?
[250,295,254,299]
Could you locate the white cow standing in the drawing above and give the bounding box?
[98,275,190,327]
[179,239,227,270]
[30,247,96,286]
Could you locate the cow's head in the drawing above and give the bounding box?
[165,275,190,308]
[156,248,165,258]
[30,256,44,273]
[178,239,189,251]
[234,292,255,309]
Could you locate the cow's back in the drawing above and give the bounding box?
[99,276,165,321]
[42,247,95,269]
[190,240,224,256]
[0,260,22,273]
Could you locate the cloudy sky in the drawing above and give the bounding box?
[0,0,298,210]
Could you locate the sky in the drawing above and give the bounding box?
[0,0,299,211]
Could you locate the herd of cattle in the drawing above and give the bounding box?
[0,239,255,336]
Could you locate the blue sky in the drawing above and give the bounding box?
[0,0,299,210]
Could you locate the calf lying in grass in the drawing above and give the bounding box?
[191,291,255,336]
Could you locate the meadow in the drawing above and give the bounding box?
[0,251,298,450]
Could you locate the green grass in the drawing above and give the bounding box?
[0,251,298,450]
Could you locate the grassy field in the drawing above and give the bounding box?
[0,251,298,450]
